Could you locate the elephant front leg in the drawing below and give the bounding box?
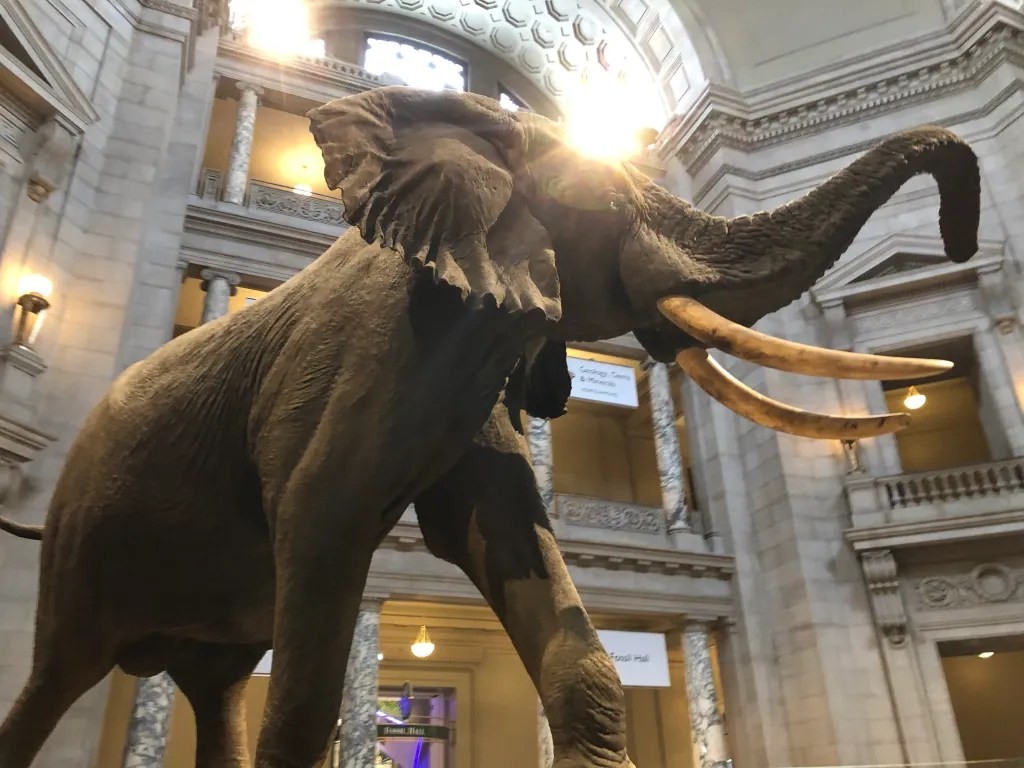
[415,409,634,768]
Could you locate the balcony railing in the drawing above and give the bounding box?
[845,456,1024,531]
[882,457,1024,508]
[196,169,346,228]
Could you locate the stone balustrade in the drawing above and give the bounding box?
[845,457,1024,528]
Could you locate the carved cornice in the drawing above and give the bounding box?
[215,34,384,104]
[381,517,735,578]
[659,5,1024,174]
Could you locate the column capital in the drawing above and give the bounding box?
[200,268,241,293]
[235,80,265,98]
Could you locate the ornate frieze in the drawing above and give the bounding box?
[662,13,1024,173]
[914,562,1024,610]
[557,494,664,534]
[248,181,345,227]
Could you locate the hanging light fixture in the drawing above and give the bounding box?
[410,625,435,658]
[903,386,926,410]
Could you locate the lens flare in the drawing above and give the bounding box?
[232,0,321,59]
[562,69,660,162]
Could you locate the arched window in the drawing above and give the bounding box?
[362,35,466,92]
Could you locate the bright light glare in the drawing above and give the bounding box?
[562,70,658,162]
[18,274,52,298]
[232,0,319,59]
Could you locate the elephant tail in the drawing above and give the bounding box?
[0,516,42,540]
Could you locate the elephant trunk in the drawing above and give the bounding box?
[648,126,981,442]
[688,126,980,325]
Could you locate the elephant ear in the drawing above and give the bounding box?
[307,86,561,322]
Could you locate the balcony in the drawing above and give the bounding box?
[845,457,1024,551]
[197,168,345,228]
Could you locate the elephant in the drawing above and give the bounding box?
[0,85,980,768]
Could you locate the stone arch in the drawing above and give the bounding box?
[309,0,718,126]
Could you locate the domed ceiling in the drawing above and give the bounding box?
[311,0,710,125]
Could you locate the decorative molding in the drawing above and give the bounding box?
[381,516,733,578]
[861,550,908,647]
[557,494,664,534]
[297,0,702,117]
[659,7,1024,173]
[852,292,978,335]
[914,562,1024,610]
[811,234,1006,302]
[247,181,345,227]
[139,0,197,20]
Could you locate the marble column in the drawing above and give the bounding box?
[121,673,177,767]
[538,699,554,768]
[200,268,240,324]
[340,601,381,768]
[527,416,555,517]
[643,359,690,532]
[682,623,730,768]
[222,81,263,205]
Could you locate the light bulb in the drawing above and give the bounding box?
[18,273,52,298]
[410,625,434,658]
[978,651,994,659]
[903,386,926,410]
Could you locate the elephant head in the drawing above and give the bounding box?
[307,86,980,440]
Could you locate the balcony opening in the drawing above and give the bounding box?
[882,336,1007,473]
[939,635,1024,763]
[550,351,692,512]
[200,81,342,202]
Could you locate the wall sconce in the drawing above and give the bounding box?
[410,625,435,658]
[13,274,53,349]
[903,386,926,410]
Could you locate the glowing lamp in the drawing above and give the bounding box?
[13,274,53,349]
[410,625,435,658]
[903,386,926,410]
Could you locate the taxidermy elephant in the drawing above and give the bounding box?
[0,86,980,768]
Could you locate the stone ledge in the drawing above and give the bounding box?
[382,518,735,578]
[845,508,1024,552]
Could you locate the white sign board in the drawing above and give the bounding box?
[597,629,671,688]
[567,357,638,408]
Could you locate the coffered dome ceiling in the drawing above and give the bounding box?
[312,0,711,125]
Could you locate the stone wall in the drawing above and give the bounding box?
[660,4,1024,765]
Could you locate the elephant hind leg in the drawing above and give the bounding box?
[167,642,269,768]
[0,647,114,767]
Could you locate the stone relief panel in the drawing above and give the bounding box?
[914,562,1024,611]
[557,493,664,534]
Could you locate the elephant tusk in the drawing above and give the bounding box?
[675,348,912,440]
[658,296,953,381]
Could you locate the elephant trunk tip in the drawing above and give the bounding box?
[929,130,981,264]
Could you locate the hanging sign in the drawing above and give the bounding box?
[567,357,639,408]
[596,629,671,687]
[376,723,450,741]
